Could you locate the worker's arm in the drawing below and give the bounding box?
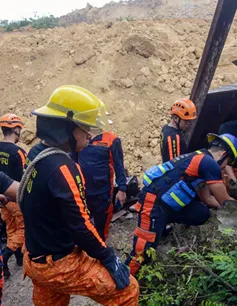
[111,138,127,205]
[197,185,222,208]
[208,183,234,205]
[111,138,126,191]
[48,163,110,261]
[0,171,19,204]
[198,155,234,207]
[224,165,237,182]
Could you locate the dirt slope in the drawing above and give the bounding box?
[1,18,237,174]
[58,0,218,26]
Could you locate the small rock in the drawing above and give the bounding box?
[135,130,141,138]
[141,67,150,77]
[153,120,160,128]
[106,21,113,29]
[194,47,203,59]
[122,78,133,88]
[153,129,160,138]
[150,138,158,148]
[140,131,150,147]
[13,65,19,70]
[125,213,134,220]
[74,46,95,65]
[185,80,192,88]
[180,77,186,87]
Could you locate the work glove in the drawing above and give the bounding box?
[101,247,130,290]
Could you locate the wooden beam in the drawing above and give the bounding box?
[186,0,237,148]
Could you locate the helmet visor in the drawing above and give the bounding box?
[72,105,110,137]
[34,103,110,136]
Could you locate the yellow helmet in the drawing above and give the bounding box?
[33,85,109,131]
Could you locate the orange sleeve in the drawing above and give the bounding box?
[60,165,106,247]
[18,149,26,169]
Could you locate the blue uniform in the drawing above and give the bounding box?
[72,132,126,241]
[126,149,222,275]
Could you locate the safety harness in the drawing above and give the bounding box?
[17,147,70,210]
[143,150,205,211]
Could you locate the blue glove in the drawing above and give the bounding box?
[101,248,130,290]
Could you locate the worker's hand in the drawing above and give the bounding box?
[101,247,130,290]
[0,194,9,208]
[115,191,127,206]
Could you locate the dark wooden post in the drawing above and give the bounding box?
[186,0,237,148]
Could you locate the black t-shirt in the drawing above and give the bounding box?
[0,171,13,194]
[22,143,109,260]
[160,125,188,163]
[0,142,26,181]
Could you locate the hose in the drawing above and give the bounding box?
[17,147,70,209]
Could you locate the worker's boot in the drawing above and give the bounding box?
[14,247,23,266]
[2,247,14,279]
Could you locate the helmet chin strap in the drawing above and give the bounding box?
[174,117,181,131]
[217,152,228,166]
[13,129,21,141]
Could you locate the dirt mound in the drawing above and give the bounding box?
[1,18,237,175]
[59,0,218,26]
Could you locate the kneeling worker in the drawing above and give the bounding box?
[18,85,139,306]
[126,133,237,275]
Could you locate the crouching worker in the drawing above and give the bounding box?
[126,133,237,276]
[0,172,19,306]
[18,86,139,306]
[218,121,237,197]
[0,114,26,278]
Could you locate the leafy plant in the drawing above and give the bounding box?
[138,230,237,306]
[0,15,58,32]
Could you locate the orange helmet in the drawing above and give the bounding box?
[0,113,24,129]
[170,98,197,120]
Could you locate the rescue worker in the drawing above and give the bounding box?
[0,172,19,306]
[160,98,197,162]
[71,103,127,241]
[126,133,237,276]
[19,85,139,306]
[218,121,237,196]
[0,114,26,278]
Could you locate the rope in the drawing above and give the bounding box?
[17,147,70,209]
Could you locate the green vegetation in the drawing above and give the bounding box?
[0,15,59,32]
[116,15,136,22]
[138,229,237,306]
